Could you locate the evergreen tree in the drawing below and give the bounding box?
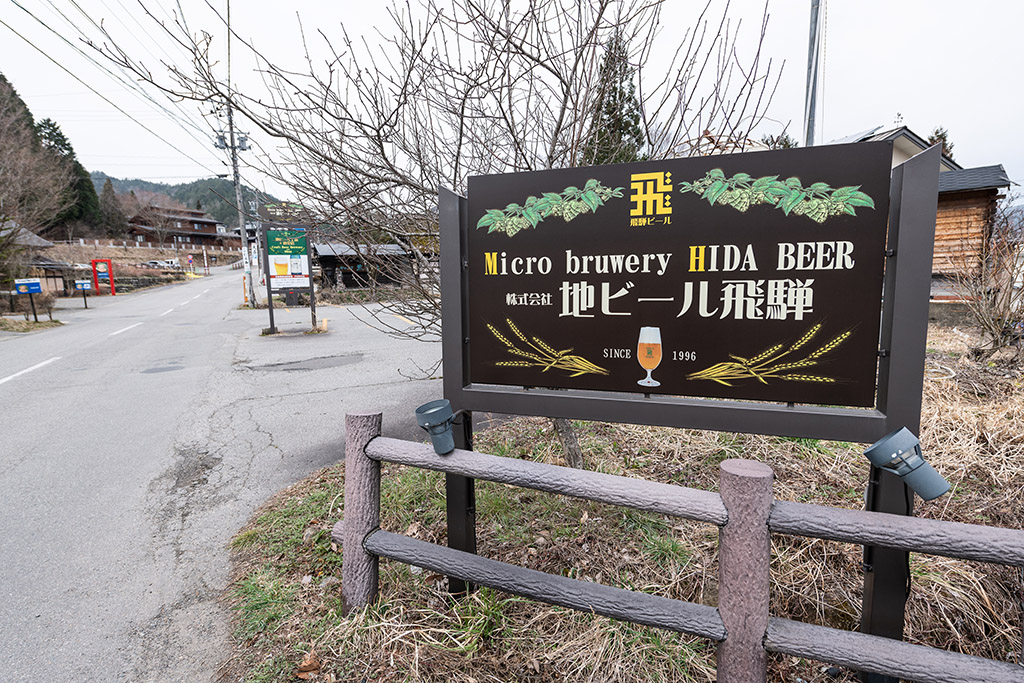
[98,178,127,236]
[36,118,100,227]
[582,32,645,166]
[35,118,74,157]
[0,73,36,138]
[927,126,955,161]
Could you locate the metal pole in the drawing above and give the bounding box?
[82,288,87,309]
[859,146,940,683]
[262,225,276,334]
[803,0,823,147]
[307,237,317,330]
[446,410,477,595]
[28,291,38,323]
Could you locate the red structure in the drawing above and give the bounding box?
[91,259,115,295]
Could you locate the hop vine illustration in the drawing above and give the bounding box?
[488,319,609,377]
[678,169,875,223]
[686,323,851,386]
[476,179,624,236]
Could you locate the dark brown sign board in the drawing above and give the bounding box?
[442,143,941,445]
[441,143,940,681]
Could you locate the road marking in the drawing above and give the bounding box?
[392,313,416,325]
[180,300,190,306]
[159,309,174,317]
[191,294,201,300]
[109,322,143,336]
[0,356,61,386]
[203,288,210,293]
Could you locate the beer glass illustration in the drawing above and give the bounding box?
[273,255,290,275]
[636,326,662,387]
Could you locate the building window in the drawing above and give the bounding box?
[175,221,182,228]
[195,223,201,230]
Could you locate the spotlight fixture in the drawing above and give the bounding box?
[864,427,950,501]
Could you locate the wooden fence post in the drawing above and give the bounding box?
[342,412,383,614]
[717,459,774,682]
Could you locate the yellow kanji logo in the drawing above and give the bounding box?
[630,171,672,217]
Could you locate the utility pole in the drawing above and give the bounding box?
[214,110,253,303]
[220,0,256,306]
[228,107,255,304]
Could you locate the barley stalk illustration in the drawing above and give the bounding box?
[488,319,609,377]
[687,323,849,386]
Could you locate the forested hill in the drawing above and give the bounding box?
[90,172,278,226]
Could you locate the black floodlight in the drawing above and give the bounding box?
[864,427,950,501]
[415,399,455,455]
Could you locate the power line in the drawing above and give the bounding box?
[29,0,216,142]
[4,0,227,178]
[0,13,219,176]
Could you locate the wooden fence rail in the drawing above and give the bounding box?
[339,412,1024,683]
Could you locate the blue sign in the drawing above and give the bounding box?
[97,271,109,280]
[74,280,92,290]
[14,278,42,294]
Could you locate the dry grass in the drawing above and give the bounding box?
[0,317,63,332]
[220,324,1024,682]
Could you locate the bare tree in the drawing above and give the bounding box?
[0,79,74,286]
[94,1,780,468]
[95,0,780,340]
[948,193,1024,360]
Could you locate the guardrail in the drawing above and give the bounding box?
[337,412,1024,683]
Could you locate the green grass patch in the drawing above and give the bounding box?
[232,570,297,641]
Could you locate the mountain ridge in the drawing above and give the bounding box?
[90,171,278,227]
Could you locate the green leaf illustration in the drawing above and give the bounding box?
[704,180,729,205]
[677,169,876,223]
[780,191,806,216]
[476,180,623,236]
[846,191,875,209]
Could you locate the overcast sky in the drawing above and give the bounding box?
[2,1,1021,200]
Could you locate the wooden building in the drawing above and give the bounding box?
[128,206,241,249]
[933,165,1011,275]
[840,126,1012,279]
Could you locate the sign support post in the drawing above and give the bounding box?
[27,291,37,322]
[74,279,92,308]
[261,224,277,334]
[440,187,478,595]
[857,145,940,683]
[446,411,476,595]
[308,243,317,331]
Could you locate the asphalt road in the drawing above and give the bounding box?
[0,269,442,681]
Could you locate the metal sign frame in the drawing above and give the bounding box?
[442,146,940,445]
[441,146,940,679]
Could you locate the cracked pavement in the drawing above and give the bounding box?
[0,268,442,681]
